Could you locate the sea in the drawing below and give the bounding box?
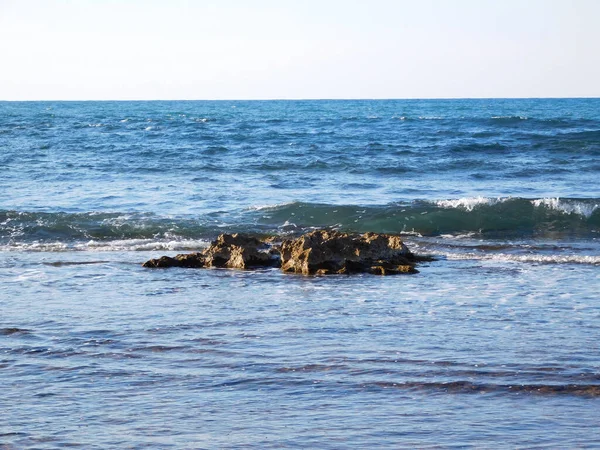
[1,98,599,449]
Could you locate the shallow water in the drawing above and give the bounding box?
[1,99,600,448]
[2,252,600,448]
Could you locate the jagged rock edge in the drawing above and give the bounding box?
[142,230,434,275]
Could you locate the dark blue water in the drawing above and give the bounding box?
[1,99,599,448]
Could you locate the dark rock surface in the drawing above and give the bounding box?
[143,230,425,275]
[142,253,205,268]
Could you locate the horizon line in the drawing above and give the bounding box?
[1,96,599,102]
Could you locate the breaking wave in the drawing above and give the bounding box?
[1,197,599,251]
[443,252,600,265]
[250,197,599,237]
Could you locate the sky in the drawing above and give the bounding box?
[0,0,599,100]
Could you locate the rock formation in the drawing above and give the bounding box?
[143,230,425,275]
[142,233,278,269]
[279,229,418,275]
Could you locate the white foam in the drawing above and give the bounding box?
[279,220,298,229]
[399,229,423,237]
[439,232,478,239]
[435,196,507,212]
[3,241,69,252]
[444,252,600,265]
[531,198,599,218]
[2,239,210,253]
[246,202,298,212]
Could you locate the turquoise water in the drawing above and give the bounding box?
[1,99,599,448]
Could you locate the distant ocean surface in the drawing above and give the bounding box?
[1,99,599,448]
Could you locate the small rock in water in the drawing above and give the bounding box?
[143,230,423,275]
[142,233,278,270]
[142,253,205,268]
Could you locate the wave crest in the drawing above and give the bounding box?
[435,196,506,212]
[2,197,599,249]
[531,197,599,218]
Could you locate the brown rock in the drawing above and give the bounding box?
[368,263,418,275]
[279,229,417,275]
[202,233,276,269]
[143,230,425,275]
[142,233,278,269]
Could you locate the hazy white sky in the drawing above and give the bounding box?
[1,0,598,100]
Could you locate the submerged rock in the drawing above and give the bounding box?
[142,253,205,268]
[143,230,424,275]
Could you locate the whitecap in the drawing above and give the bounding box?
[444,252,600,265]
[245,202,298,212]
[1,238,209,252]
[2,241,69,252]
[435,196,507,212]
[279,220,298,229]
[439,232,478,239]
[399,229,423,237]
[531,198,599,218]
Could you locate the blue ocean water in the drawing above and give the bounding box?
[1,99,599,448]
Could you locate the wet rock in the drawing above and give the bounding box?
[142,233,278,269]
[202,233,277,269]
[279,230,418,275]
[142,253,205,268]
[143,230,424,275]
